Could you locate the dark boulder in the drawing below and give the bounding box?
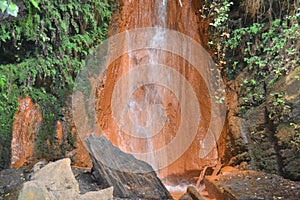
[85,134,173,199]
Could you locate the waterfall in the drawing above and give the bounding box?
[80,0,227,182]
[119,0,169,170]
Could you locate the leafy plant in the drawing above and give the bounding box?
[200,0,233,70]
[0,0,18,17]
[225,2,299,114]
[0,0,114,169]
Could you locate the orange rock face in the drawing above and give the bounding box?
[11,96,42,168]
[10,95,92,169]
[55,121,63,142]
[96,0,226,181]
[54,119,92,169]
[69,121,92,169]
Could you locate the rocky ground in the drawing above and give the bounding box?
[2,160,300,200]
[204,170,300,200]
[0,135,172,200]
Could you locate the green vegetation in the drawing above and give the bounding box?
[225,2,299,152]
[0,0,114,169]
[227,14,299,108]
[0,0,19,17]
[199,0,233,70]
[202,0,299,150]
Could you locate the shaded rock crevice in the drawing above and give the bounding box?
[264,105,284,176]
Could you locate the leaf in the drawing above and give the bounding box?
[0,0,8,13]
[29,0,40,11]
[51,69,56,75]
[61,21,67,32]
[6,1,18,17]
[0,74,6,89]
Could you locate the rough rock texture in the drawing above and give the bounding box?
[86,134,173,199]
[0,167,27,200]
[18,158,113,200]
[30,158,79,199]
[18,159,78,199]
[72,168,103,195]
[63,95,93,169]
[96,0,226,180]
[225,74,279,174]
[178,186,205,200]
[225,66,300,180]
[80,187,113,200]
[71,137,92,169]
[224,78,251,167]
[11,95,42,168]
[9,94,92,170]
[67,121,92,169]
[268,66,300,180]
[18,181,55,200]
[204,170,300,200]
[242,104,281,174]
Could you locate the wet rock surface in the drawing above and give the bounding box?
[204,170,300,200]
[86,134,173,199]
[269,66,300,180]
[97,0,225,179]
[10,96,42,168]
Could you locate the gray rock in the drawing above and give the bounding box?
[80,187,113,200]
[32,160,48,173]
[18,181,54,200]
[30,158,79,199]
[17,158,113,200]
[85,134,173,199]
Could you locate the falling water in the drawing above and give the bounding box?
[119,0,169,170]
[144,0,168,169]
[96,0,225,183]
